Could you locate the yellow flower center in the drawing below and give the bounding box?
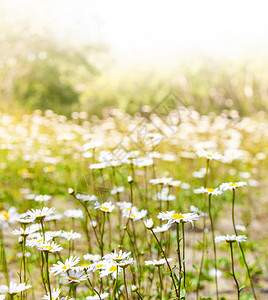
[69,276,79,281]
[207,188,214,192]
[171,213,184,220]
[62,265,67,270]
[81,264,90,268]
[109,266,117,272]
[230,182,237,186]
[207,154,212,157]
[130,214,136,218]
[126,208,131,211]
[100,206,109,211]
[42,245,53,251]
[96,264,103,269]
[0,211,9,220]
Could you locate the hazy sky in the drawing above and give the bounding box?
[2,0,268,69]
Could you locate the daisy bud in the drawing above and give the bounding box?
[131,285,138,292]
[128,176,133,183]
[143,218,154,229]
[68,188,74,195]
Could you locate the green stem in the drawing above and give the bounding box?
[208,194,219,300]
[151,230,179,298]
[196,158,209,299]
[0,228,9,285]
[123,268,129,300]
[158,266,163,299]
[182,222,186,291]
[229,242,240,300]
[176,223,182,296]
[112,265,119,299]
[85,270,102,300]
[45,252,52,300]
[232,189,257,300]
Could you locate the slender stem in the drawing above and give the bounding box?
[231,188,257,300]
[176,223,182,296]
[151,230,179,298]
[40,219,46,242]
[40,252,47,293]
[112,265,119,299]
[182,222,186,290]
[85,270,102,300]
[123,268,129,300]
[208,194,219,300]
[196,159,209,299]
[158,266,163,299]
[135,291,144,300]
[101,212,106,256]
[229,242,240,299]
[45,252,52,300]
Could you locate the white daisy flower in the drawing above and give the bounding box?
[99,263,122,279]
[235,225,246,232]
[26,207,56,220]
[0,282,31,294]
[89,163,107,170]
[12,226,38,237]
[143,219,154,229]
[34,195,52,202]
[103,249,131,263]
[219,182,247,191]
[196,149,222,161]
[75,193,98,202]
[145,258,173,267]
[86,292,109,300]
[122,207,147,221]
[83,140,103,151]
[132,158,153,167]
[152,223,172,233]
[110,186,124,195]
[64,209,83,219]
[158,211,199,227]
[83,254,101,262]
[61,269,88,283]
[45,214,63,222]
[149,178,173,185]
[153,187,176,201]
[215,234,247,243]
[36,241,63,253]
[26,232,54,247]
[117,201,132,211]
[60,230,81,241]
[89,260,107,272]
[0,295,5,300]
[94,201,115,213]
[50,256,80,275]
[42,288,61,300]
[196,187,223,196]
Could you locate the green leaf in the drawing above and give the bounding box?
[239,285,245,292]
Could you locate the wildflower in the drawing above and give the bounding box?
[42,288,61,300]
[12,226,38,237]
[60,230,81,241]
[0,282,31,294]
[99,262,122,279]
[145,258,173,266]
[152,223,172,233]
[61,269,88,283]
[219,182,247,191]
[122,206,147,221]
[110,186,124,195]
[34,195,52,202]
[196,187,223,195]
[215,234,247,243]
[26,207,55,221]
[153,187,176,201]
[0,295,5,300]
[143,219,154,229]
[103,249,131,263]
[190,205,207,217]
[235,225,246,232]
[83,254,101,262]
[45,214,62,222]
[86,293,109,300]
[127,176,133,183]
[94,201,115,213]
[131,285,138,292]
[149,177,173,185]
[196,149,222,161]
[36,241,63,252]
[117,201,132,211]
[75,193,98,202]
[83,140,103,151]
[50,256,80,275]
[158,211,199,227]
[64,209,83,219]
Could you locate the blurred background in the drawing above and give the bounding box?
[1,0,268,117]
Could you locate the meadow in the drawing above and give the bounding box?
[0,103,267,300]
